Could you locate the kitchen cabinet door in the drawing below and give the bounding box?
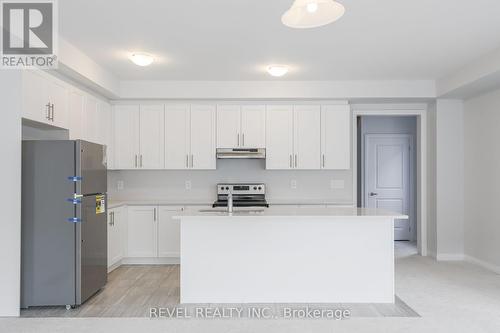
[48,77,69,129]
[158,206,184,258]
[294,105,321,169]
[22,70,49,123]
[265,105,294,169]
[165,105,190,169]
[99,101,114,168]
[190,105,216,170]
[321,105,351,170]
[139,105,165,169]
[108,207,124,268]
[241,105,265,148]
[68,90,84,140]
[82,95,100,143]
[127,206,158,258]
[113,105,140,169]
[217,105,240,148]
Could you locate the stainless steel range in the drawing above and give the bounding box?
[213,183,269,208]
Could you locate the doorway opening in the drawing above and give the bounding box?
[357,116,418,257]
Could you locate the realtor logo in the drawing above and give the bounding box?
[1,0,58,68]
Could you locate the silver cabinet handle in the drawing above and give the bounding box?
[190,154,194,168]
[134,155,137,168]
[109,212,113,226]
[186,154,189,168]
[45,103,51,120]
[369,192,378,197]
[242,133,245,147]
[322,154,325,168]
[153,208,157,221]
[140,154,143,168]
[289,154,292,168]
[237,133,240,147]
[295,154,298,168]
[51,103,54,121]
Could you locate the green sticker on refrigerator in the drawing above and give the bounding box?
[96,195,106,214]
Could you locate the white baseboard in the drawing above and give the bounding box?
[465,255,500,274]
[121,257,180,265]
[107,260,122,273]
[436,253,465,261]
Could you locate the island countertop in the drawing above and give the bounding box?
[173,206,408,219]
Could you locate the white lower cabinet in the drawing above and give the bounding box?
[126,206,158,257]
[158,206,184,258]
[107,207,125,269]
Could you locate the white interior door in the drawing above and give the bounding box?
[139,105,165,169]
[190,105,216,170]
[165,105,190,169]
[217,105,240,148]
[241,105,266,148]
[265,105,293,169]
[113,105,140,169]
[365,134,412,240]
[294,105,321,169]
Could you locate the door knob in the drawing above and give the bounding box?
[369,192,378,197]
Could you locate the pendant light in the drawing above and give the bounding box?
[282,0,345,29]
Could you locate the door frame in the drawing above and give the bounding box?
[352,106,427,256]
[362,133,415,241]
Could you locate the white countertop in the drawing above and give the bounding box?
[108,200,354,209]
[173,206,408,219]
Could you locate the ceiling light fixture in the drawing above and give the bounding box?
[129,52,155,66]
[282,0,345,29]
[267,65,289,77]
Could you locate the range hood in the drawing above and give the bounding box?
[216,148,266,159]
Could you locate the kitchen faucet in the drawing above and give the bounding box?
[227,191,233,213]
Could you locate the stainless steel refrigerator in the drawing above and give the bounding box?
[21,140,108,309]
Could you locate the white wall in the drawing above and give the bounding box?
[434,100,465,259]
[426,102,438,256]
[108,160,353,204]
[0,71,22,316]
[463,88,500,271]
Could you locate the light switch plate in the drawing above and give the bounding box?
[117,180,124,190]
[185,180,192,190]
[330,179,345,189]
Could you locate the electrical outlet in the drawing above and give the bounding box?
[290,179,297,189]
[117,180,124,190]
[330,179,345,189]
[185,180,192,190]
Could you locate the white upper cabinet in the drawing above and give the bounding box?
[321,105,351,170]
[217,105,240,148]
[217,104,265,148]
[165,105,190,169]
[22,70,69,128]
[266,105,294,169]
[68,90,84,140]
[294,105,321,169]
[139,105,165,169]
[190,105,216,169]
[240,105,265,148]
[82,95,100,144]
[113,105,140,169]
[99,101,113,168]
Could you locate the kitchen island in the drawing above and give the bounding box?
[174,206,407,304]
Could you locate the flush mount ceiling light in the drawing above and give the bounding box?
[129,52,155,66]
[267,65,289,77]
[282,0,345,29]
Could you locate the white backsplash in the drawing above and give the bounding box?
[108,159,353,204]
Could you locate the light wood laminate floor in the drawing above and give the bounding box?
[21,264,419,318]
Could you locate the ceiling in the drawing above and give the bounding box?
[59,0,500,81]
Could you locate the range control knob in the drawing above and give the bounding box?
[258,186,262,190]
[253,186,257,190]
